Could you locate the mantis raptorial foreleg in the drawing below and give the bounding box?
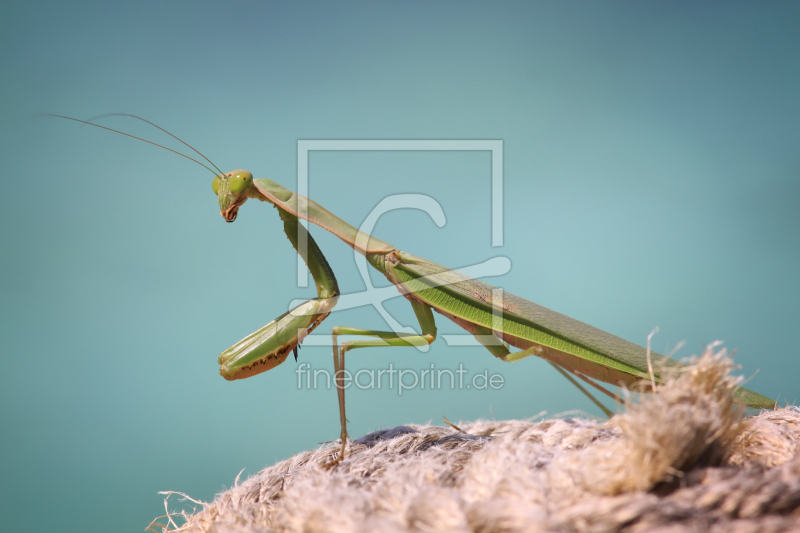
[218,205,340,380]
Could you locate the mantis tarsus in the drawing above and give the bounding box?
[50,114,776,466]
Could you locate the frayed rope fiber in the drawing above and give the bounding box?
[156,347,800,533]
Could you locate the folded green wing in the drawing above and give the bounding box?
[388,252,774,409]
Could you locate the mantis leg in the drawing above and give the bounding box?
[217,207,340,382]
[467,324,615,418]
[327,299,437,465]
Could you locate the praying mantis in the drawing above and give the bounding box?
[49,114,776,465]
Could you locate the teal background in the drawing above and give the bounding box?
[2,1,799,530]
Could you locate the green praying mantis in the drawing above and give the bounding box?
[49,114,776,465]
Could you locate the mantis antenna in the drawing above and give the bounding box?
[36,113,223,176]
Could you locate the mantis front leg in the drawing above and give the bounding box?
[328,299,437,465]
[217,207,340,380]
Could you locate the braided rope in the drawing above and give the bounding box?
[154,348,800,533]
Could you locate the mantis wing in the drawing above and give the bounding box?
[387,252,775,409]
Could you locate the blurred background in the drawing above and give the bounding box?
[2,1,798,530]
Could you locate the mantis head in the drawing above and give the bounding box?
[212,169,255,222]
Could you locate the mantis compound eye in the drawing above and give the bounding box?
[211,175,221,195]
[228,171,253,194]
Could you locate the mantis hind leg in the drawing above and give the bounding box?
[325,299,437,466]
[467,324,616,418]
[546,363,616,418]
